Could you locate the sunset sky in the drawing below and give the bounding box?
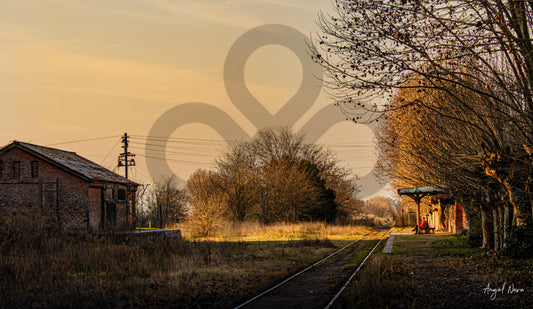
[0,0,389,198]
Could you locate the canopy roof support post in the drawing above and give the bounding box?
[415,194,421,231]
[412,193,427,234]
[397,186,446,234]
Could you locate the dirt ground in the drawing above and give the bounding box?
[339,231,533,309]
[231,230,533,309]
[402,234,532,308]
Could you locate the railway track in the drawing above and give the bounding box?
[234,228,393,309]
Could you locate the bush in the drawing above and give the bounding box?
[503,225,533,258]
[465,227,483,248]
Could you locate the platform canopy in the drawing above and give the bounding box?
[397,185,447,233]
[397,185,446,196]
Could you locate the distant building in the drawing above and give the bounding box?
[0,141,138,232]
[445,201,468,233]
[397,185,468,233]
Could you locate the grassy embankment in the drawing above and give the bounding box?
[337,229,533,308]
[0,212,370,308]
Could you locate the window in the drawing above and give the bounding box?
[12,161,20,179]
[31,161,38,178]
[106,201,116,226]
[117,188,126,201]
[0,160,3,179]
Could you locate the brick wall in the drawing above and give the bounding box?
[0,147,137,232]
[100,184,136,230]
[0,148,89,232]
[88,186,102,232]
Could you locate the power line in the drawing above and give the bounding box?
[46,135,121,146]
[131,135,232,143]
[322,144,375,148]
[136,154,214,166]
[131,134,375,148]
[129,145,217,157]
[100,138,121,166]
[129,141,223,151]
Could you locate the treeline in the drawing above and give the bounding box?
[138,127,362,236]
[314,0,533,254]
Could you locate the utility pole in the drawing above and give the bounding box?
[118,133,136,179]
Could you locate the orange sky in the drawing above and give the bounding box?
[0,0,391,198]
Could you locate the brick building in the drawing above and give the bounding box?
[0,141,138,232]
[446,201,468,233]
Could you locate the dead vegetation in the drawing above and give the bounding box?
[0,211,367,308]
[338,233,533,308]
[178,221,371,241]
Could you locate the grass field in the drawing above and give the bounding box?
[339,230,533,308]
[0,212,371,308]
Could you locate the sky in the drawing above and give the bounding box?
[0,0,393,199]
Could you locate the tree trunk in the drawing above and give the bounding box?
[480,205,493,249]
[503,203,512,249]
[498,205,504,249]
[493,207,500,251]
[507,184,530,226]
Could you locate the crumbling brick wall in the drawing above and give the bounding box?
[0,148,89,232]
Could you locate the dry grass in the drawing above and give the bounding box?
[337,234,533,308]
[337,254,419,308]
[177,221,371,241]
[0,212,368,308]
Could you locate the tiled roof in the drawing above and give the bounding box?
[2,141,138,186]
[397,185,446,196]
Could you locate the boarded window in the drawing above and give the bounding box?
[12,161,20,179]
[31,161,38,178]
[117,188,126,201]
[106,201,116,226]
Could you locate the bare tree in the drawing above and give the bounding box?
[187,169,225,237]
[363,197,398,220]
[198,127,358,224]
[256,158,322,223]
[314,1,533,249]
[146,175,188,229]
[215,142,257,222]
[314,1,533,131]
[377,77,517,249]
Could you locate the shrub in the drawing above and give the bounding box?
[503,225,533,258]
[465,226,483,248]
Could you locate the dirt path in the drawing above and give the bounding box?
[400,235,532,308]
[241,240,371,309]
[339,232,533,309]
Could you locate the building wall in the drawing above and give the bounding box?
[446,202,467,234]
[457,202,468,231]
[0,148,89,232]
[0,147,137,232]
[87,184,137,232]
[99,183,136,231]
[88,186,102,232]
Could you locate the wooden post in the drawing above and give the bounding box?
[416,195,421,234]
